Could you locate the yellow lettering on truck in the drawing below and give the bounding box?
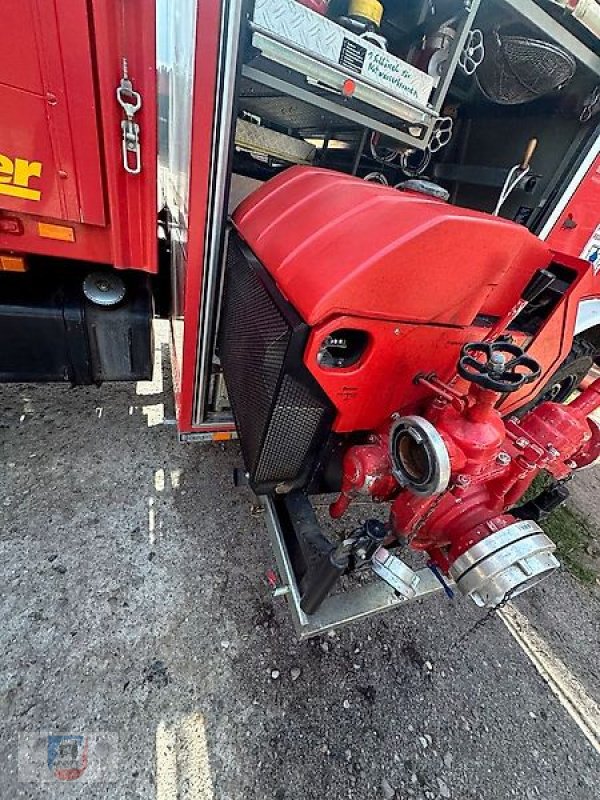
[0,153,43,201]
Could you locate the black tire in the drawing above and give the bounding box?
[533,335,597,406]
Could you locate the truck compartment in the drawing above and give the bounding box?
[157,0,599,431]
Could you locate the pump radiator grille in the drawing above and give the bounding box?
[218,233,333,492]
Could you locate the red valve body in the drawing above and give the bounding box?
[331,376,600,574]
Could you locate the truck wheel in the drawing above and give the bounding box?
[536,335,597,405]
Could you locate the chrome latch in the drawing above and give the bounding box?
[116,59,142,175]
[371,547,421,599]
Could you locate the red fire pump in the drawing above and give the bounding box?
[330,342,600,606]
[221,167,600,618]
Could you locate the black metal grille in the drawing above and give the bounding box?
[218,233,333,492]
[255,375,328,483]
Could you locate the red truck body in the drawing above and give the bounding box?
[0,0,157,273]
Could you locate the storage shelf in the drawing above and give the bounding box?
[246,0,481,150]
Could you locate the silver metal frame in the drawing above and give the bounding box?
[245,0,482,150]
[242,64,431,149]
[260,496,450,639]
[251,32,434,122]
[430,1,481,113]
[193,0,244,426]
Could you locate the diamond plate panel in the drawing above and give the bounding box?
[235,118,316,163]
[252,0,434,106]
[254,0,341,54]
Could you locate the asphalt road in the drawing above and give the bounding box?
[1,360,598,799]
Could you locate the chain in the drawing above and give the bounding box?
[401,487,518,649]
[408,491,447,543]
[450,588,515,649]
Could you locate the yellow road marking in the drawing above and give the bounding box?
[499,604,600,754]
[155,714,215,800]
[156,722,178,800]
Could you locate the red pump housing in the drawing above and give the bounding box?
[234,167,588,431]
[232,167,600,608]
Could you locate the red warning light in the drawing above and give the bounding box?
[342,78,356,97]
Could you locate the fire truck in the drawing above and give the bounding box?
[1,0,599,636]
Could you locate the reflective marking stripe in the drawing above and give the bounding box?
[178,713,214,800]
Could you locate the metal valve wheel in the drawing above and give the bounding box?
[458,341,541,393]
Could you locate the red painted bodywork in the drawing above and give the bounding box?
[233,167,592,433]
[546,153,600,262]
[544,151,600,326]
[0,0,157,272]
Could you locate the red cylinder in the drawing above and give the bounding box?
[569,375,600,418]
[435,402,505,468]
[519,402,590,462]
